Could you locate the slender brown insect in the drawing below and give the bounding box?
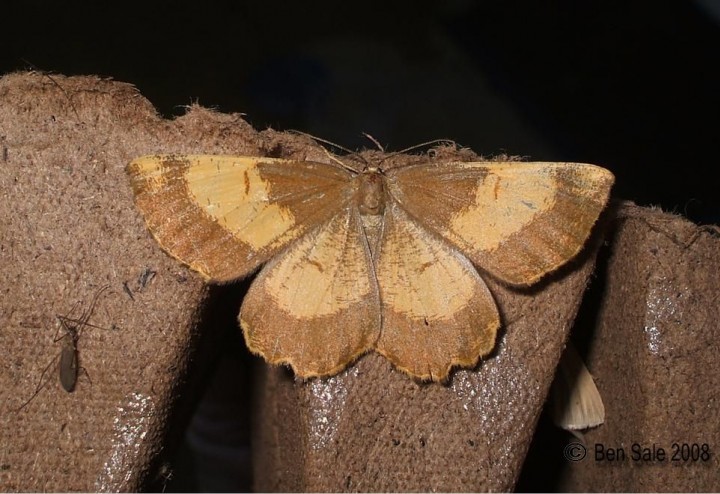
[17,285,110,410]
[56,317,84,393]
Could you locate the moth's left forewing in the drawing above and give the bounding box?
[386,161,614,285]
[127,155,353,282]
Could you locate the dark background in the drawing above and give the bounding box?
[3,1,719,224]
[3,1,719,491]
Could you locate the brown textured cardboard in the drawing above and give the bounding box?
[1,72,603,491]
[252,254,602,492]
[6,71,714,492]
[0,72,259,491]
[557,203,720,491]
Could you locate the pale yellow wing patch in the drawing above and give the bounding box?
[387,161,614,285]
[183,157,294,251]
[240,208,380,378]
[375,202,500,381]
[127,155,352,281]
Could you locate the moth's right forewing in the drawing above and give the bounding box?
[386,161,614,286]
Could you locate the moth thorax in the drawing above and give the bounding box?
[357,169,385,215]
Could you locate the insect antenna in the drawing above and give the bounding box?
[319,147,359,174]
[390,139,458,157]
[361,133,385,152]
[56,284,111,336]
[374,139,459,170]
[22,59,82,124]
[286,130,364,173]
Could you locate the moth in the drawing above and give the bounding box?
[127,149,613,381]
[550,342,605,433]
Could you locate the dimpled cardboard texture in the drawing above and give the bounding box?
[0,72,261,491]
[0,72,609,491]
[557,204,720,492]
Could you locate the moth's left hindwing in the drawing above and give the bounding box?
[240,207,381,377]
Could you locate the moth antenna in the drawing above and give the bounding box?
[317,146,358,174]
[376,139,459,169]
[361,133,385,152]
[394,139,458,156]
[287,130,356,155]
[286,130,373,172]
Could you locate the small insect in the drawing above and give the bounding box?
[56,317,84,393]
[550,342,605,436]
[17,285,110,410]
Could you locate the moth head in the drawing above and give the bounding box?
[357,166,385,215]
